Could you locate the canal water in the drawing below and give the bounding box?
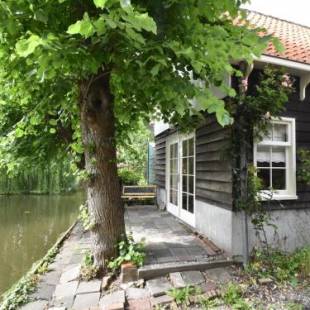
[0,193,83,296]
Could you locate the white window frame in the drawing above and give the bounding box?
[253,117,297,200]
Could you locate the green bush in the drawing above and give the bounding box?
[118,168,143,185]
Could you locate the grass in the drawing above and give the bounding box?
[167,285,201,306]
[167,283,250,309]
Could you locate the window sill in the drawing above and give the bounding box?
[259,192,298,201]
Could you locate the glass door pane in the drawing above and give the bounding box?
[169,142,179,206]
[181,137,195,214]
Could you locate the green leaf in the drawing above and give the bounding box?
[123,12,157,34]
[150,64,160,76]
[93,17,106,34]
[15,34,44,58]
[49,119,57,126]
[125,27,145,44]
[216,108,233,127]
[93,0,107,9]
[30,115,40,125]
[67,13,95,38]
[15,128,24,138]
[49,128,56,134]
[272,37,285,53]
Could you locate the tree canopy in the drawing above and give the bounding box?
[0,0,270,173]
[0,0,274,265]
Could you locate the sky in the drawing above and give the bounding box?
[243,0,310,27]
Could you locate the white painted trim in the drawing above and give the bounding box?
[166,133,180,218]
[165,131,196,228]
[257,55,310,72]
[253,117,297,201]
[179,132,196,228]
[300,74,310,101]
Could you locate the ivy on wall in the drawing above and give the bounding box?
[230,65,294,247]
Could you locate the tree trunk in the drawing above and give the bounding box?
[79,72,125,268]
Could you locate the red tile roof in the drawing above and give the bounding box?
[245,11,310,65]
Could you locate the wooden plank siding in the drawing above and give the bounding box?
[277,84,310,210]
[195,117,233,209]
[154,131,168,188]
[153,82,310,211]
[247,70,310,210]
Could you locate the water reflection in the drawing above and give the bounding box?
[0,193,83,296]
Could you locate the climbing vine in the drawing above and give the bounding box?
[230,65,294,247]
[298,149,310,185]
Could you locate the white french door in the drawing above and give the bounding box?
[166,133,195,227]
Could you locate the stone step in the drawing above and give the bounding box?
[138,258,234,280]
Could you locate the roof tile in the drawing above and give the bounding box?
[246,11,310,65]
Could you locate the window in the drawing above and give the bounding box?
[254,118,297,200]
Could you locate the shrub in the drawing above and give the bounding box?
[247,247,310,284]
[118,168,143,185]
[108,234,145,272]
[80,251,99,281]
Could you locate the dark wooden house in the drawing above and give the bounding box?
[154,11,310,259]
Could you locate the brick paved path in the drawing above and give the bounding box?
[20,205,228,310]
[125,205,223,265]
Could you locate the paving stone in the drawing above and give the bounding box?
[127,298,152,310]
[187,246,208,256]
[59,264,80,283]
[72,292,100,310]
[52,295,74,308]
[146,277,172,297]
[200,280,217,293]
[126,287,150,300]
[152,248,173,259]
[169,247,191,261]
[70,254,83,264]
[99,290,125,309]
[20,300,48,310]
[181,271,205,286]
[150,294,174,307]
[48,307,66,310]
[76,280,101,294]
[170,272,186,288]
[31,282,55,300]
[41,270,62,286]
[204,267,232,284]
[54,281,79,298]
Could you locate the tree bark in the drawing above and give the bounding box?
[79,72,125,268]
